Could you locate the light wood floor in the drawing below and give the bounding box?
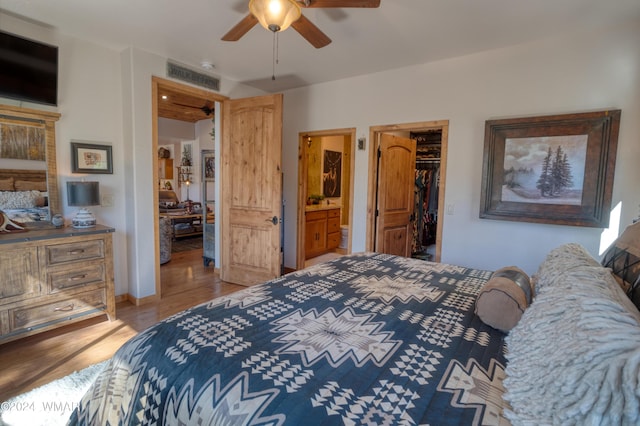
[304,251,344,268]
[0,249,245,402]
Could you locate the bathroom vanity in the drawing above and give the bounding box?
[304,206,341,259]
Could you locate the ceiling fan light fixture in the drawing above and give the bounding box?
[249,0,301,33]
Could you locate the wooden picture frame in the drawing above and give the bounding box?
[322,149,342,198]
[480,110,621,227]
[71,141,113,174]
[203,151,215,181]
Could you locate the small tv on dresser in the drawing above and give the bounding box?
[0,30,58,106]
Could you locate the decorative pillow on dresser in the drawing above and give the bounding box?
[504,243,640,425]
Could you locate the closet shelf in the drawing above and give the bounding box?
[416,158,440,170]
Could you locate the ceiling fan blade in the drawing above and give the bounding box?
[172,102,201,109]
[302,0,380,8]
[172,102,213,115]
[291,15,332,48]
[221,14,258,41]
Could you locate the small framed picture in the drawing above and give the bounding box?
[71,141,113,174]
[203,150,215,181]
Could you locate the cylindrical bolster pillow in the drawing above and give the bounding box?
[475,266,532,332]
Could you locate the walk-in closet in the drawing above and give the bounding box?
[411,130,441,261]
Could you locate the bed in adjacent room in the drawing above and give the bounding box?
[69,252,509,425]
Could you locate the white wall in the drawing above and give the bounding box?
[1,11,263,299]
[281,17,640,275]
[3,12,638,298]
[121,46,264,299]
[0,12,129,295]
[158,118,195,143]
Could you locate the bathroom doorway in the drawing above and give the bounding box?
[296,128,356,270]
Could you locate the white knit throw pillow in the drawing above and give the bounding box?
[504,248,640,425]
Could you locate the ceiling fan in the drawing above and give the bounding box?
[222,0,381,49]
[173,102,214,116]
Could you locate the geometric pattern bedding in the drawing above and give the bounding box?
[68,252,508,425]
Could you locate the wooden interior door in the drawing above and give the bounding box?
[221,94,283,285]
[375,133,416,257]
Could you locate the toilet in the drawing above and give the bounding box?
[339,225,349,249]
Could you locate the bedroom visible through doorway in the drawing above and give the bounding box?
[152,76,226,298]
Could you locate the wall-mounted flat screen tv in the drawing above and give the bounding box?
[0,30,58,106]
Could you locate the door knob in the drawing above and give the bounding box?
[266,216,278,225]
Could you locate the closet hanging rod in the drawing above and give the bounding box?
[416,162,439,170]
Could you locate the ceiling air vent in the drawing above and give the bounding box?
[167,61,220,92]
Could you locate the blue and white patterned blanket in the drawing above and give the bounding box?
[69,253,508,425]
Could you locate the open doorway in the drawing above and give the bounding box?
[365,120,449,262]
[151,76,227,298]
[296,128,356,270]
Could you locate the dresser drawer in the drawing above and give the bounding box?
[47,263,106,294]
[327,232,340,249]
[327,208,340,218]
[0,246,40,303]
[305,210,327,222]
[44,240,105,265]
[0,311,9,336]
[327,217,341,233]
[9,289,106,333]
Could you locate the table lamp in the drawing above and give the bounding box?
[67,181,100,228]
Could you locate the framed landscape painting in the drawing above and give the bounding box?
[480,110,621,227]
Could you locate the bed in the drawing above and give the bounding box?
[0,169,50,223]
[69,238,640,425]
[69,252,510,425]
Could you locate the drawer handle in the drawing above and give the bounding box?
[54,303,75,312]
[69,274,88,281]
[68,249,85,255]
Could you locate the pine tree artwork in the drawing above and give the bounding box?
[534,145,574,198]
[502,135,587,206]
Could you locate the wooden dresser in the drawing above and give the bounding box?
[0,225,115,344]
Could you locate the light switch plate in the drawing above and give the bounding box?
[101,194,114,207]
